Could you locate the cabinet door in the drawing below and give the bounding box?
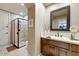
[71,44,79,56]
[58,48,70,56]
[41,38,48,55]
[71,44,79,52]
[71,52,79,56]
[42,45,49,56]
[41,38,47,51]
[48,45,58,56]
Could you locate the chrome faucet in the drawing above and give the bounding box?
[57,33,59,37]
[55,33,59,37]
[55,33,62,37]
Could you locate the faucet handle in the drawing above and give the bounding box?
[60,35,62,37]
[55,34,57,36]
[57,33,59,37]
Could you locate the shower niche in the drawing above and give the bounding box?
[11,18,28,48]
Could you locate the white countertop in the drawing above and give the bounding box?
[41,35,79,45]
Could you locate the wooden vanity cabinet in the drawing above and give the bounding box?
[58,48,70,56]
[41,38,49,56]
[47,39,69,50]
[71,44,79,52]
[47,39,70,56]
[41,37,70,56]
[71,52,79,56]
[41,37,79,56]
[71,44,79,56]
[48,44,58,56]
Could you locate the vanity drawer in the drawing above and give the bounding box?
[71,44,79,52]
[47,39,69,49]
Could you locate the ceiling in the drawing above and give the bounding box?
[0,3,27,16]
[43,3,55,7]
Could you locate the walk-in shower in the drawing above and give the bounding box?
[11,18,28,48]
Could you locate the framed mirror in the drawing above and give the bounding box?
[50,6,70,31]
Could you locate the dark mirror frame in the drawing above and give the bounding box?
[50,6,70,31]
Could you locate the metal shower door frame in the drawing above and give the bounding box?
[11,18,28,48]
[17,18,28,48]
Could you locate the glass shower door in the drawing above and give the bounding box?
[19,19,28,48]
[11,18,28,48]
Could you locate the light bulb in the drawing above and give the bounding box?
[21,3,24,6]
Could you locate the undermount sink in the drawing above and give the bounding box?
[42,35,70,42]
[50,36,70,40]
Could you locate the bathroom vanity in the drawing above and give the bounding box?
[41,36,79,56]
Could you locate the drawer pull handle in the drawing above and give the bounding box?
[48,45,55,48]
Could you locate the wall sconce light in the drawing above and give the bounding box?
[21,3,24,6]
[70,25,79,40]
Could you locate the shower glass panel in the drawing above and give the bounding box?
[11,18,28,48]
[19,19,28,48]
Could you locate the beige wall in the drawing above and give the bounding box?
[35,3,46,55]
[25,3,46,55]
[26,4,35,56]
[70,4,79,26]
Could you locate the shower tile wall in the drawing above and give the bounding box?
[19,19,28,42]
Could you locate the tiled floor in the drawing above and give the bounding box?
[0,46,30,56]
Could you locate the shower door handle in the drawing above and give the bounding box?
[18,29,20,31]
[17,29,20,34]
[17,32,19,34]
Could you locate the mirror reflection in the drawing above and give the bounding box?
[50,6,70,31]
